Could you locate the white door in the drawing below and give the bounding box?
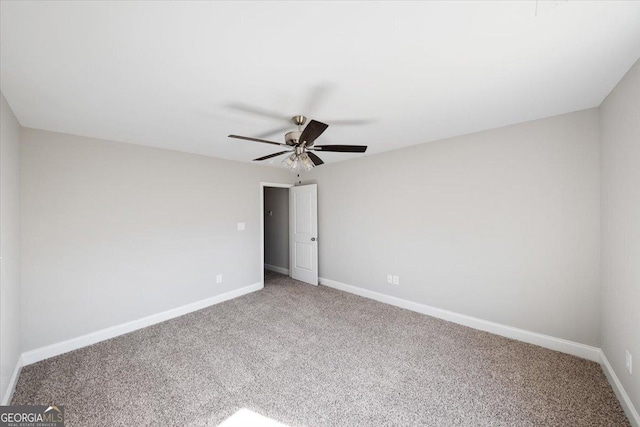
[289,184,318,285]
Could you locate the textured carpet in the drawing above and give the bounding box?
[12,271,629,426]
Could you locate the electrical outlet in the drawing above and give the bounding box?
[626,350,632,375]
[387,274,393,284]
[216,274,223,284]
[237,222,245,231]
[392,275,400,285]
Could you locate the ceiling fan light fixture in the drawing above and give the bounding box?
[298,153,315,172]
[282,153,297,169]
[282,152,314,173]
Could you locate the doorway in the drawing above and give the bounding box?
[260,182,293,287]
[260,182,318,287]
[263,186,290,276]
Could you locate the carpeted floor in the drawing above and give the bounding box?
[12,271,629,426]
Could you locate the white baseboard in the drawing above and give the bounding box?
[264,264,289,275]
[21,282,263,366]
[319,277,601,362]
[600,350,640,426]
[1,355,23,405]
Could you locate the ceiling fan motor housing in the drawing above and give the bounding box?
[285,130,302,146]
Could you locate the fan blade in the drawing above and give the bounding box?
[228,135,286,146]
[299,120,329,146]
[225,103,289,121]
[313,145,368,153]
[254,125,292,139]
[306,151,325,166]
[253,151,292,161]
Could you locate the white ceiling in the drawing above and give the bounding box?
[2,1,640,166]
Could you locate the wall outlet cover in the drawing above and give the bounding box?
[626,350,632,374]
[392,275,399,285]
[237,222,245,230]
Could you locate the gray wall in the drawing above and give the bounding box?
[305,109,601,346]
[0,93,21,401]
[20,129,291,351]
[264,187,289,270]
[600,59,640,414]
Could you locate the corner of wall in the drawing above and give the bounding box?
[597,57,640,421]
[0,91,23,404]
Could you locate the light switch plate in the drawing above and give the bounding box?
[392,275,400,285]
[237,222,245,231]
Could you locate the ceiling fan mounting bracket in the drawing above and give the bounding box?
[292,115,307,126]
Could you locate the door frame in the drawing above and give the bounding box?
[260,182,294,287]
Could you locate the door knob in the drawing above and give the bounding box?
[311,237,317,242]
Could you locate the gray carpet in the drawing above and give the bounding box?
[12,271,629,426]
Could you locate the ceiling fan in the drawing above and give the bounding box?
[228,115,367,173]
